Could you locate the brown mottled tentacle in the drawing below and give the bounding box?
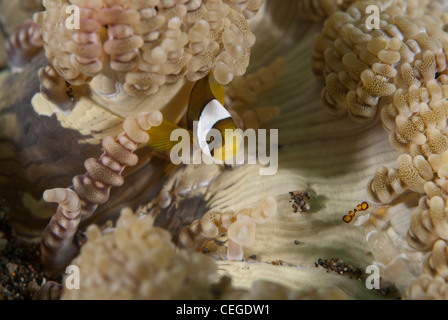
[38,64,76,110]
[72,110,163,216]
[6,20,43,72]
[41,111,163,274]
[41,188,82,276]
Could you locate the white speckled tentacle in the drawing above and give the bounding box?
[40,188,82,275]
[71,110,163,217]
[41,111,163,275]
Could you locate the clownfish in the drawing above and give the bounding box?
[146,73,241,162]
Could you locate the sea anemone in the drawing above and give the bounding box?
[4,0,448,300]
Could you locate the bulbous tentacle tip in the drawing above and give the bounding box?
[43,188,81,218]
[148,110,164,127]
[40,188,82,276]
[43,187,72,203]
[137,110,163,130]
[36,0,264,96]
[262,196,277,217]
[32,281,63,300]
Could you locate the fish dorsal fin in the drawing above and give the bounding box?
[210,82,225,105]
[187,74,216,129]
[209,70,226,105]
